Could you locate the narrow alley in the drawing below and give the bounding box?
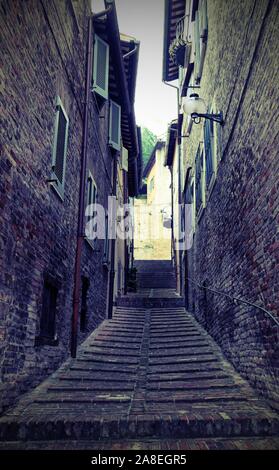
[1,0,279,457]
[0,261,278,449]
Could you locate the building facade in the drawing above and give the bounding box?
[163,0,279,404]
[0,0,141,411]
[134,141,172,260]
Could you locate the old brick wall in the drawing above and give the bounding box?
[0,0,112,411]
[184,0,279,403]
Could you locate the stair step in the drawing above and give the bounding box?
[0,268,278,446]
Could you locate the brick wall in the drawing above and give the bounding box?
[183,0,278,404]
[0,0,113,411]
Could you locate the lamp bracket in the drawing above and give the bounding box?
[191,112,224,125]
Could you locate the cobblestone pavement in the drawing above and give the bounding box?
[0,296,278,449]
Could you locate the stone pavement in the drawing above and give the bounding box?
[0,294,278,449]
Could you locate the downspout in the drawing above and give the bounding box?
[71,13,93,358]
[107,154,118,319]
[163,81,183,294]
[177,110,183,296]
[123,170,129,295]
[170,165,175,265]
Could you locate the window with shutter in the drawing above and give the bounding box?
[92,34,109,100]
[85,171,98,248]
[121,146,129,172]
[194,10,201,81]
[109,100,121,151]
[103,213,110,265]
[51,96,69,199]
[204,118,214,188]
[195,144,205,219]
[193,0,208,83]
[199,0,208,38]
[185,174,196,233]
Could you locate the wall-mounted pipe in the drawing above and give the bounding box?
[71,14,93,358]
[107,154,118,319]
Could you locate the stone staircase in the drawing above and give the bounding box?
[0,262,278,449]
[135,260,176,289]
[117,260,184,308]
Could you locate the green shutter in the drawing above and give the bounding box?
[194,10,201,81]
[199,0,208,37]
[92,34,109,99]
[51,96,69,199]
[109,100,121,151]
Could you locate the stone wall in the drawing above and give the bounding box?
[0,0,112,411]
[183,0,279,404]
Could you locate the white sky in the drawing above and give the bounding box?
[93,0,177,137]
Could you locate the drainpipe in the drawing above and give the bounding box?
[123,170,129,295]
[71,14,93,358]
[163,81,183,294]
[107,154,118,319]
[170,165,175,264]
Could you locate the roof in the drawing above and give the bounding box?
[93,0,140,196]
[165,120,177,167]
[143,141,166,179]
[162,0,186,82]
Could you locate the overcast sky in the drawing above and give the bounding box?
[93,0,177,137]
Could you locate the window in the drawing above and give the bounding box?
[80,277,90,332]
[185,173,196,233]
[103,213,110,265]
[193,0,208,83]
[121,146,129,172]
[85,171,98,247]
[109,100,121,151]
[92,34,109,99]
[204,117,215,188]
[51,96,69,199]
[194,9,201,81]
[195,144,205,219]
[36,279,58,346]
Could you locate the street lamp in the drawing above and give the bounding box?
[182,93,224,125]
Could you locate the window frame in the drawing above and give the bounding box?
[85,170,98,249]
[193,0,208,83]
[109,99,121,151]
[92,34,109,100]
[35,277,59,347]
[103,212,110,266]
[195,142,206,222]
[50,96,69,200]
[204,115,215,191]
[185,171,196,234]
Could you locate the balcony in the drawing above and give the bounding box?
[169,14,191,67]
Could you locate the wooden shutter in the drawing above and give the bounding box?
[194,10,201,81]
[86,172,97,246]
[93,34,109,99]
[51,97,69,198]
[121,146,129,171]
[204,118,214,187]
[195,145,204,215]
[103,213,109,263]
[109,100,121,151]
[199,0,208,38]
